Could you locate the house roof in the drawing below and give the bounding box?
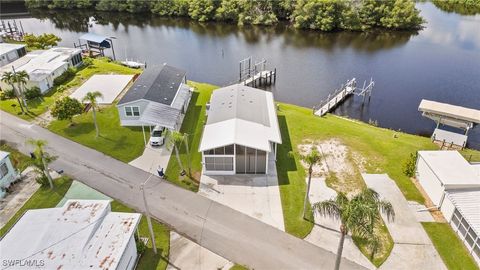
[418,151,480,189]
[118,64,186,106]
[0,200,141,270]
[0,150,9,160]
[0,43,25,55]
[446,189,480,237]
[199,84,281,152]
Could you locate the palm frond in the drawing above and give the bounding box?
[313,199,340,220]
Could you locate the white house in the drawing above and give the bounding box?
[0,150,19,199]
[0,43,27,67]
[416,150,480,264]
[0,200,141,270]
[0,47,83,93]
[116,64,191,131]
[199,84,282,175]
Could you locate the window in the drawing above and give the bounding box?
[125,106,140,117]
[0,163,8,178]
[203,145,234,156]
[204,156,233,171]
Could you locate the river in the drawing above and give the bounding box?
[7,2,480,149]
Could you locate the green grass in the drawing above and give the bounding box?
[164,82,217,191]
[111,201,170,270]
[422,222,478,270]
[0,176,73,237]
[47,105,146,162]
[0,142,31,172]
[230,264,249,270]
[0,176,169,270]
[0,58,140,121]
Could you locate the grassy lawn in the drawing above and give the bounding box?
[0,176,170,270]
[0,142,31,172]
[164,82,217,191]
[422,222,478,270]
[0,58,140,121]
[48,105,146,163]
[0,176,73,237]
[230,264,249,270]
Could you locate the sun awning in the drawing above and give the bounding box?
[139,102,181,130]
[80,33,111,48]
[419,99,480,129]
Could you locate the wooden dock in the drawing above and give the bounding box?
[243,69,276,87]
[314,79,356,116]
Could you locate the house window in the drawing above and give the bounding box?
[125,106,140,117]
[205,157,233,171]
[0,163,8,178]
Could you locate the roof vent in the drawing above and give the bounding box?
[170,86,173,89]
[164,97,168,101]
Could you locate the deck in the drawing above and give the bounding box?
[314,84,355,116]
[243,70,276,87]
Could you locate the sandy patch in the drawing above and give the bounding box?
[298,139,367,194]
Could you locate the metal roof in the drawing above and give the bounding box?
[446,189,480,237]
[418,151,480,189]
[118,65,186,106]
[0,200,141,270]
[80,33,109,43]
[0,43,25,55]
[139,102,181,130]
[0,150,9,160]
[419,99,480,126]
[199,84,281,152]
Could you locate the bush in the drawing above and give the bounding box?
[51,96,83,122]
[24,87,42,100]
[135,234,147,254]
[56,85,68,93]
[53,67,77,86]
[0,89,15,100]
[82,57,93,67]
[403,152,418,177]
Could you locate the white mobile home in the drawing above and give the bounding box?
[0,151,19,198]
[0,43,27,67]
[416,151,480,265]
[0,200,141,270]
[117,64,191,131]
[0,47,83,93]
[199,84,282,175]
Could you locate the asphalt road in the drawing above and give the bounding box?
[0,111,365,270]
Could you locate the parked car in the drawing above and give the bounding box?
[149,126,165,146]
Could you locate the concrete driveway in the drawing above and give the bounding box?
[198,158,284,231]
[305,177,376,269]
[129,144,171,175]
[362,174,447,270]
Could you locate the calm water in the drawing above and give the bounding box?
[9,2,480,149]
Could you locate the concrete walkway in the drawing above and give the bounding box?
[129,144,171,175]
[1,111,366,270]
[362,174,447,270]
[305,177,376,269]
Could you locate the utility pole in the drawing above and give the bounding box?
[141,175,157,254]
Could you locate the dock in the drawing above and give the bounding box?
[313,78,374,116]
[243,69,276,87]
[238,57,277,87]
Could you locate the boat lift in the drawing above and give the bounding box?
[418,99,480,149]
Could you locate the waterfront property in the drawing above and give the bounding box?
[199,84,281,175]
[0,43,26,67]
[70,74,135,104]
[0,47,83,93]
[0,151,19,199]
[0,200,141,270]
[116,64,191,132]
[416,150,480,264]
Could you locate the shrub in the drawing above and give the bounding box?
[403,152,418,177]
[56,85,68,93]
[53,67,77,86]
[0,89,15,100]
[51,96,83,122]
[24,87,42,100]
[82,57,93,67]
[134,234,147,254]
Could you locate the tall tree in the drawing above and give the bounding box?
[1,71,25,113]
[313,188,395,270]
[13,70,30,110]
[82,91,103,138]
[167,130,186,173]
[27,139,55,189]
[299,147,322,218]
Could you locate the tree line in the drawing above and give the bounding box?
[25,0,424,31]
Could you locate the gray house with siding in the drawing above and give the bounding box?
[116,64,191,131]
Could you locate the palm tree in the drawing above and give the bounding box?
[27,139,55,189]
[82,91,103,138]
[300,147,322,218]
[13,70,30,110]
[167,130,186,174]
[313,188,395,270]
[1,71,25,113]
